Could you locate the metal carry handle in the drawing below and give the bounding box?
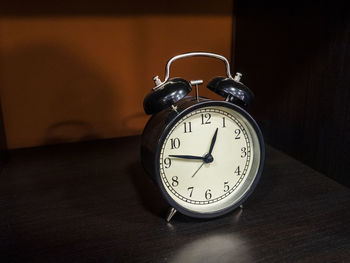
[153,52,233,90]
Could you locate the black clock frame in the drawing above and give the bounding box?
[141,97,265,219]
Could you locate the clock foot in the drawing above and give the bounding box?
[166,207,177,222]
[239,204,244,209]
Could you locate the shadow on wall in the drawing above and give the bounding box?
[0,1,233,16]
[0,44,120,148]
[44,121,100,145]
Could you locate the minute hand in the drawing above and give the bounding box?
[168,155,205,160]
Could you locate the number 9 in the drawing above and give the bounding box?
[164,157,172,168]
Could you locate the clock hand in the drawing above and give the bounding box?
[191,162,205,178]
[169,155,205,160]
[172,128,218,178]
[208,128,219,155]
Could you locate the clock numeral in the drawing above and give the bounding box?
[201,113,211,125]
[183,122,192,133]
[170,138,180,149]
[234,129,241,139]
[205,189,212,200]
[224,181,229,192]
[171,176,179,187]
[234,166,241,176]
[241,147,247,158]
[222,117,226,128]
[163,157,172,168]
[187,187,194,197]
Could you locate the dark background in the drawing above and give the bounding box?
[234,0,350,187]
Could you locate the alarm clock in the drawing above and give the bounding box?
[141,52,265,221]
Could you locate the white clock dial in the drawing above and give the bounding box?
[159,106,261,214]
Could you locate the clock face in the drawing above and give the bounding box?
[159,105,262,215]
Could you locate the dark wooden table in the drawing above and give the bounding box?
[1,136,349,262]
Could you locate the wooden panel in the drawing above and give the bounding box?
[234,1,350,187]
[1,136,349,261]
[0,1,233,149]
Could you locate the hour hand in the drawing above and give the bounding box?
[208,128,218,155]
[168,154,204,160]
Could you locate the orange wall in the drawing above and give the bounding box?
[0,9,233,149]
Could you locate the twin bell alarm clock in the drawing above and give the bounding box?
[141,52,265,221]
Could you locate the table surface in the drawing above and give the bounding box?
[1,136,349,263]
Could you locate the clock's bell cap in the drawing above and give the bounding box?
[143,78,192,115]
[207,77,254,107]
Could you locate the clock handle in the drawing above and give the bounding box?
[152,52,233,91]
